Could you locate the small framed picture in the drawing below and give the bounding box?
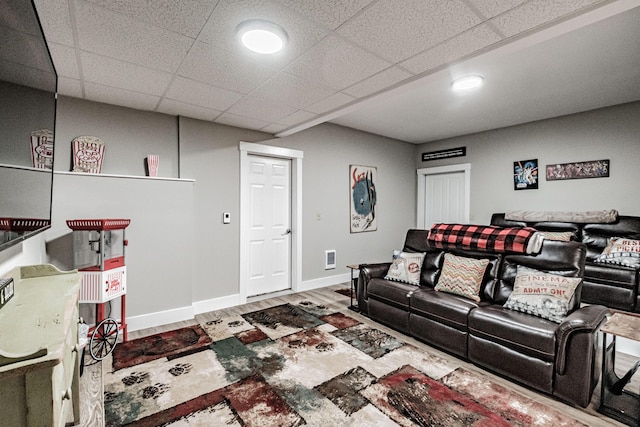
[513,159,538,190]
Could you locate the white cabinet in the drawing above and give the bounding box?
[0,264,81,426]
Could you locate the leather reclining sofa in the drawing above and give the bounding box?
[357,229,609,408]
[492,213,640,313]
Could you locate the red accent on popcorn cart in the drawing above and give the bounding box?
[67,219,130,358]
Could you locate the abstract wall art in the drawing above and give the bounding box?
[350,165,377,233]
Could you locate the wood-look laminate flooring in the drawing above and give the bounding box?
[79,284,635,427]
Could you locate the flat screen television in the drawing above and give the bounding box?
[0,0,57,250]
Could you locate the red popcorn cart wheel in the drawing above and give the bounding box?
[67,218,130,362]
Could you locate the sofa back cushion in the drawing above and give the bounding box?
[403,228,502,301]
[490,213,580,241]
[494,240,586,314]
[582,216,640,261]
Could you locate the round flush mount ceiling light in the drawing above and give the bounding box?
[451,75,485,92]
[236,20,288,54]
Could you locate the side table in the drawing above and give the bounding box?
[599,311,640,426]
[346,264,360,312]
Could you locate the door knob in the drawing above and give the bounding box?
[282,229,291,236]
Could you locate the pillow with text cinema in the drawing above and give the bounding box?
[434,253,489,302]
[594,237,640,268]
[384,250,426,286]
[504,266,581,323]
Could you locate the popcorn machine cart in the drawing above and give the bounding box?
[67,218,130,360]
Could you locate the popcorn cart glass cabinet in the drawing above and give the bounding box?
[67,219,130,360]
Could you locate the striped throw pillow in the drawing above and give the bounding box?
[434,253,490,302]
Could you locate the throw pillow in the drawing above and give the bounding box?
[384,250,426,286]
[594,237,640,268]
[538,230,574,242]
[504,266,581,323]
[434,253,489,302]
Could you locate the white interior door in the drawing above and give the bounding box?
[247,155,291,297]
[417,164,470,230]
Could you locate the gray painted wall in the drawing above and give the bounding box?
[177,117,271,302]
[54,97,179,177]
[262,123,417,280]
[414,101,640,223]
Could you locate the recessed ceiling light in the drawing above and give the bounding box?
[451,75,485,92]
[236,20,288,54]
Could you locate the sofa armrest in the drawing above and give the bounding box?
[357,263,391,315]
[556,305,610,375]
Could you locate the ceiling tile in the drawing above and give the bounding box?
[274,0,375,30]
[250,72,335,110]
[157,99,222,121]
[400,24,502,74]
[84,0,219,38]
[215,112,270,130]
[227,95,297,122]
[165,76,243,111]
[178,41,278,94]
[284,34,391,90]
[48,42,80,79]
[276,109,318,126]
[197,0,328,70]
[305,92,356,114]
[344,66,413,98]
[84,81,160,111]
[80,52,173,96]
[33,0,74,46]
[57,77,83,98]
[491,0,601,38]
[74,1,194,73]
[464,0,527,19]
[337,0,482,62]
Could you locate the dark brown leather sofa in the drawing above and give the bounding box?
[357,229,609,408]
[492,213,640,313]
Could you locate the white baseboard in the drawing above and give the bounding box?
[298,273,350,292]
[126,276,351,332]
[193,293,242,315]
[127,305,194,333]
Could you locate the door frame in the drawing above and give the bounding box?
[416,163,471,229]
[239,142,303,303]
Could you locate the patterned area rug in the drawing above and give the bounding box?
[104,300,587,426]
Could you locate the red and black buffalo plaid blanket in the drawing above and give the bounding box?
[427,223,543,254]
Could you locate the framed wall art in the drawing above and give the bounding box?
[350,165,377,233]
[546,159,610,181]
[513,159,538,190]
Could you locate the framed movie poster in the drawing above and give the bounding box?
[350,165,377,233]
[513,159,538,190]
[546,159,610,181]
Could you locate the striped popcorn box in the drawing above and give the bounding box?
[30,129,54,169]
[146,154,159,177]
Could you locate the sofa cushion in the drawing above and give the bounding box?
[367,278,415,310]
[434,253,489,302]
[410,287,481,331]
[384,250,426,285]
[503,266,581,323]
[468,305,557,362]
[594,237,640,268]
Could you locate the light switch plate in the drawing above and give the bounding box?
[223,212,231,224]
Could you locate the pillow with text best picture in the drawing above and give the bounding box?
[504,266,581,323]
[384,250,426,286]
[434,253,489,302]
[594,237,640,268]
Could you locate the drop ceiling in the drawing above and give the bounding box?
[26,0,640,143]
